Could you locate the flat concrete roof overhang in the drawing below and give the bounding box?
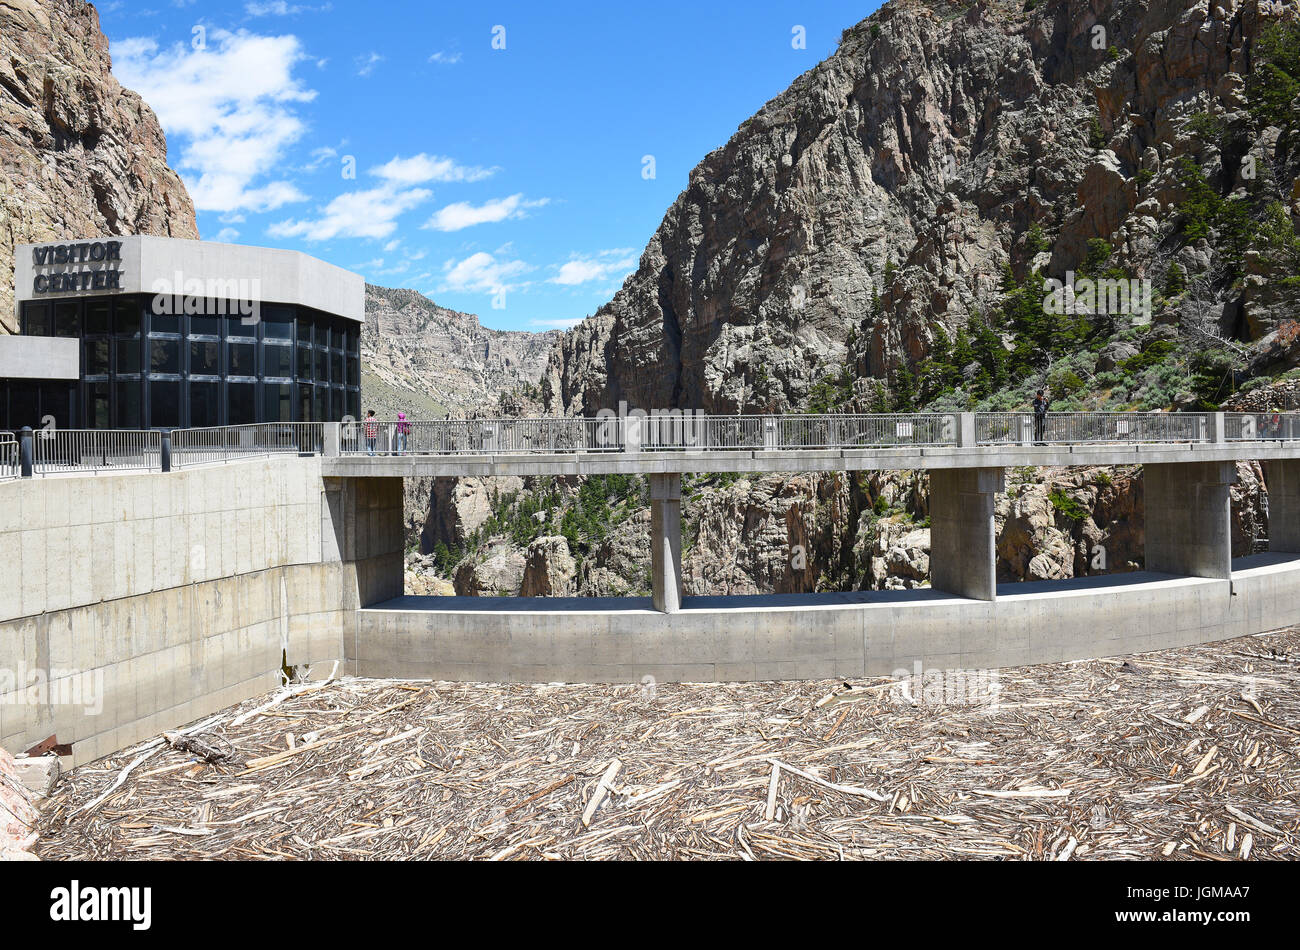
[321,440,1300,477]
[0,335,79,380]
[14,235,365,324]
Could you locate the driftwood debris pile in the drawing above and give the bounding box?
[36,629,1300,860]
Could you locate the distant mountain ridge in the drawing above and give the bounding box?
[361,284,561,417]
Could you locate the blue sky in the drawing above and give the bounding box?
[101,1,882,331]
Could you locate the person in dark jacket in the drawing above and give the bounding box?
[1032,390,1049,444]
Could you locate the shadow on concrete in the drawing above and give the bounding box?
[367,588,961,613]
[368,555,1300,614]
[995,571,1183,598]
[1231,552,1300,572]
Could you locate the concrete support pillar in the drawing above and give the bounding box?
[929,466,1003,601]
[1144,461,1235,579]
[955,412,976,447]
[650,473,683,613]
[1266,459,1300,553]
[323,422,341,457]
[322,476,405,608]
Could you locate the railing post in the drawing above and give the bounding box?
[623,413,642,453]
[763,418,778,450]
[956,412,976,447]
[1212,411,1225,444]
[19,427,33,478]
[323,422,341,457]
[160,429,172,472]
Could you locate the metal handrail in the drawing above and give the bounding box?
[975,412,1211,445]
[1224,412,1300,441]
[0,433,18,480]
[171,423,324,468]
[343,417,622,456]
[339,414,959,455]
[340,412,1238,455]
[32,429,162,474]
[4,412,1297,475]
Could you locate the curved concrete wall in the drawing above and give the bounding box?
[353,554,1300,684]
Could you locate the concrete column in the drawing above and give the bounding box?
[929,466,1003,601]
[623,414,642,453]
[1211,412,1225,443]
[650,473,683,613]
[1266,460,1300,553]
[322,476,405,607]
[1144,461,1235,579]
[323,422,341,457]
[955,412,976,447]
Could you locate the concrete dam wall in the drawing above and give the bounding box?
[4,448,1300,765]
[0,460,402,765]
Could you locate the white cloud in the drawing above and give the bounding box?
[440,251,530,294]
[112,31,315,214]
[268,185,432,241]
[429,51,462,65]
[213,227,241,243]
[423,194,549,232]
[373,153,495,185]
[549,248,637,286]
[355,51,383,76]
[270,151,499,242]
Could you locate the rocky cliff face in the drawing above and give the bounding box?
[0,0,198,332]
[542,0,1299,414]
[362,285,561,417]
[420,462,1270,600]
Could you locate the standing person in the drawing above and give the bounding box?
[364,409,378,456]
[1032,389,1049,445]
[396,411,411,455]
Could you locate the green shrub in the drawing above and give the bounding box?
[1088,115,1107,149]
[1049,489,1087,522]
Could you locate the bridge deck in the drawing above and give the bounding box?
[323,440,1300,477]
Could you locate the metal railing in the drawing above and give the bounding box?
[1225,412,1300,441]
[171,423,324,468]
[349,411,1280,454]
[341,413,960,456]
[342,417,622,455]
[0,433,18,481]
[5,411,1300,478]
[32,429,162,474]
[638,413,957,451]
[976,412,1211,445]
